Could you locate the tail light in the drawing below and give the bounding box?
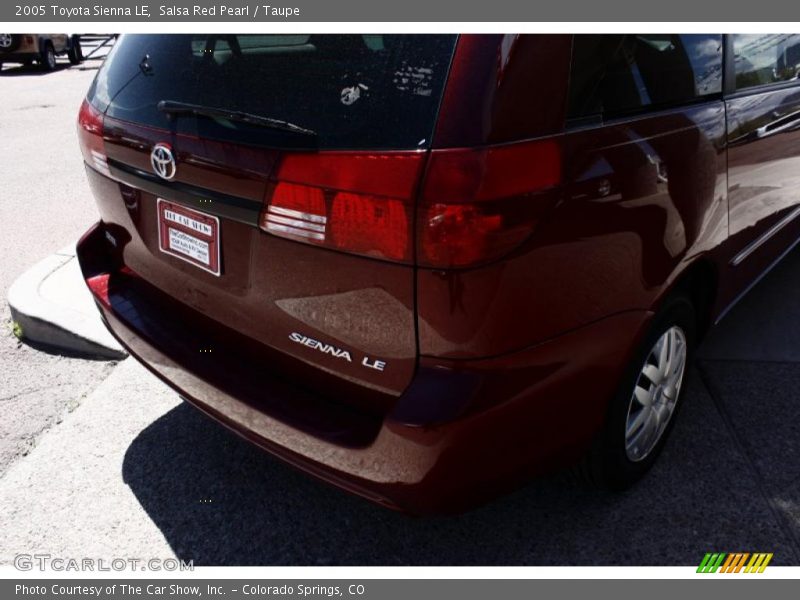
[417,139,561,268]
[86,273,111,309]
[260,139,560,268]
[259,152,424,263]
[77,99,110,177]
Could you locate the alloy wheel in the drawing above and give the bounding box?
[624,326,687,462]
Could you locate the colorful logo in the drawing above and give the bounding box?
[697,553,773,573]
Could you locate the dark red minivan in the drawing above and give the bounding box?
[76,34,800,513]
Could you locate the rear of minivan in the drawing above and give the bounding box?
[77,34,731,513]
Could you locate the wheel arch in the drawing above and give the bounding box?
[662,258,718,343]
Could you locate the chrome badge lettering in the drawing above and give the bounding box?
[289,332,386,372]
[289,332,352,362]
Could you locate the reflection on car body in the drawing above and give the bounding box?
[76,33,800,513]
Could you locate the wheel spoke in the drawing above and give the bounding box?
[670,341,686,379]
[630,409,657,451]
[655,403,670,428]
[658,330,671,378]
[626,407,650,437]
[633,384,652,407]
[642,364,661,385]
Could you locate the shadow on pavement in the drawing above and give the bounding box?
[122,370,798,565]
[123,248,800,566]
[10,335,119,362]
[698,243,800,362]
[0,63,73,76]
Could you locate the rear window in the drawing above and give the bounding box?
[88,34,457,150]
[567,34,723,120]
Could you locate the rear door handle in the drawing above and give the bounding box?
[756,108,800,139]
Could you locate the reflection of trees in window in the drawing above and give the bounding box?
[568,35,722,119]
[734,34,800,90]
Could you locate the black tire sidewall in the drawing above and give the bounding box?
[68,36,83,64]
[41,43,56,71]
[597,295,696,489]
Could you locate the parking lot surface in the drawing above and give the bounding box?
[0,60,116,475]
[1,59,800,566]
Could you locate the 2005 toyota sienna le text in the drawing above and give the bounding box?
[75,34,800,513]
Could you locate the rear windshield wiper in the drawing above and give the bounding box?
[157,100,317,137]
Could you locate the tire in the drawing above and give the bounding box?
[583,294,696,490]
[40,42,56,71]
[0,34,21,53]
[68,36,83,65]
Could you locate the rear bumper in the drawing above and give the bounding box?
[77,221,651,514]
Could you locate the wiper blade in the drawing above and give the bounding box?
[157,100,317,137]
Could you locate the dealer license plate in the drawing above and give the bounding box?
[157,199,221,276]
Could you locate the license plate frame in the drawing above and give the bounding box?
[157,198,221,276]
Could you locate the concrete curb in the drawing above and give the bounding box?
[7,244,127,360]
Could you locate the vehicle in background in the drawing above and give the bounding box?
[0,34,83,71]
[75,33,800,513]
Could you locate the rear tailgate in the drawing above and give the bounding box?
[86,34,457,410]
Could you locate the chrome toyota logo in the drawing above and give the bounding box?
[0,34,13,49]
[150,143,177,180]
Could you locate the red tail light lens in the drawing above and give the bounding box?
[277,153,422,198]
[330,193,409,260]
[86,273,111,309]
[418,139,561,268]
[259,152,424,263]
[421,204,503,267]
[77,99,110,177]
[259,141,560,267]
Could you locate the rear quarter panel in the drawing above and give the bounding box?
[419,102,729,359]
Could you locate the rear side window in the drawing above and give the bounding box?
[568,34,723,120]
[733,34,800,90]
[88,34,457,150]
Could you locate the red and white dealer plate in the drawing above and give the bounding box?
[157,198,221,276]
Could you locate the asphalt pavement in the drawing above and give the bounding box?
[0,59,116,475]
[2,56,800,566]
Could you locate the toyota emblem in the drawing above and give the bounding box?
[150,143,177,180]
